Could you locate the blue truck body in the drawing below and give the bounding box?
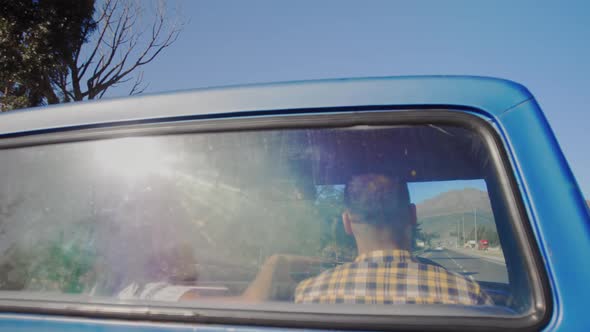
[0,76,587,331]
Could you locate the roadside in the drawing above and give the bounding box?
[448,247,506,265]
[421,248,509,283]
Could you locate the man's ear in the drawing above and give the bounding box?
[409,203,417,226]
[342,211,353,235]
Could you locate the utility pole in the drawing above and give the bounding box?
[461,215,465,246]
[474,208,478,245]
[456,221,460,248]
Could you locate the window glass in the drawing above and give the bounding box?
[0,124,530,314]
[409,180,508,284]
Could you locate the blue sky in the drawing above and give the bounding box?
[318,180,486,205]
[107,0,590,198]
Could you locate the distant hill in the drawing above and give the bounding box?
[416,188,495,242]
[587,200,589,208]
[416,188,492,219]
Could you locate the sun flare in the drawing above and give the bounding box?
[92,137,171,180]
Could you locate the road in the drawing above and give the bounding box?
[420,249,508,284]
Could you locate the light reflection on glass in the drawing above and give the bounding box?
[92,137,173,180]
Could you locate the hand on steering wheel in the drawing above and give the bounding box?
[242,254,325,302]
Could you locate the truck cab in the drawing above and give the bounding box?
[0,76,587,331]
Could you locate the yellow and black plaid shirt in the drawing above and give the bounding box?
[295,249,493,305]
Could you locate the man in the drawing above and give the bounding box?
[294,174,493,305]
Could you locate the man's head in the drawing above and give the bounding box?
[342,174,416,252]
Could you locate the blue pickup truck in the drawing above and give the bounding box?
[0,76,587,331]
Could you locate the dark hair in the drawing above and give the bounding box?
[343,174,411,225]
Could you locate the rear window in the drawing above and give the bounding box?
[0,118,543,326]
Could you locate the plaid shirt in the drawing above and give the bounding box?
[295,250,493,305]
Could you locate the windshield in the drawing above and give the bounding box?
[0,124,529,313]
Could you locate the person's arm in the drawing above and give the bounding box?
[180,255,324,302]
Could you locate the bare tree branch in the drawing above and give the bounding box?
[87,0,134,93]
[59,0,184,102]
[53,70,75,102]
[128,71,148,96]
[76,0,118,80]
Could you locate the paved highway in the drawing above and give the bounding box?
[420,249,508,284]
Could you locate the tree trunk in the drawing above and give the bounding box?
[40,76,60,104]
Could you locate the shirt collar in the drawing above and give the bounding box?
[354,249,412,263]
